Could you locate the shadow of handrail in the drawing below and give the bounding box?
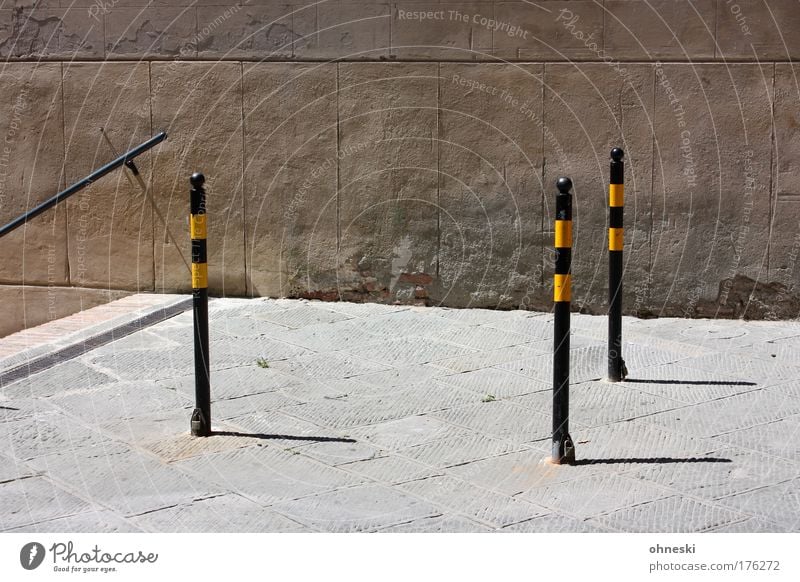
[212,430,356,443]
[574,457,732,466]
[625,378,756,386]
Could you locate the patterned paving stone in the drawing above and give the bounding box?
[557,343,691,382]
[483,315,551,339]
[520,473,670,520]
[320,301,409,319]
[223,410,346,447]
[274,377,375,403]
[706,517,793,533]
[158,366,301,401]
[296,439,383,466]
[268,351,390,380]
[271,484,442,532]
[349,415,465,450]
[265,321,384,353]
[501,513,609,533]
[378,514,491,532]
[48,381,191,424]
[626,446,800,501]
[0,413,113,461]
[572,421,717,467]
[8,509,140,533]
[431,400,552,443]
[431,343,549,373]
[342,336,475,368]
[255,305,353,329]
[0,397,57,423]
[0,477,91,531]
[439,307,544,324]
[30,445,221,517]
[131,493,310,533]
[3,296,800,532]
[339,454,442,485]
[2,361,115,399]
[512,381,681,429]
[175,447,363,505]
[436,367,549,399]
[623,363,762,404]
[210,391,302,420]
[716,479,800,531]
[644,389,800,438]
[398,430,517,469]
[349,364,447,388]
[99,410,201,445]
[448,450,593,497]
[716,415,800,461]
[398,475,548,528]
[591,496,749,533]
[678,352,800,386]
[427,325,532,350]
[0,452,36,483]
[140,432,260,463]
[88,349,193,381]
[282,384,475,429]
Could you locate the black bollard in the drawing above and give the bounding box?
[552,177,575,465]
[608,148,627,382]
[190,173,211,437]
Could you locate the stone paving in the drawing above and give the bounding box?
[1,296,800,533]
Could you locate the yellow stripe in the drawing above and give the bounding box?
[609,227,624,251]
[609,183,624,207]
[190,214,207,239]
[553,274,571,302]
[192,263,208,289]
[554,220,572,248]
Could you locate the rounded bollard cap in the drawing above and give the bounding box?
[556,176,573,194]
[190,172,205,188]
[610,147,624,162]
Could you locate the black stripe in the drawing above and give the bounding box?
[192,239,207,264]
[555,247,571,275]
[610,161,624,184]
[556,193,572,221]
[609,207,624,227]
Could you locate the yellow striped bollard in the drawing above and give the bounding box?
[608,148,627,382]
[552,176,575,465]
[190,172,211,437]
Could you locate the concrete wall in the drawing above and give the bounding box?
[1,0,799,321]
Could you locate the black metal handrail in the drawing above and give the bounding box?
[0,131,167,239]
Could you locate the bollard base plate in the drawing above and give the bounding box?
[190,408,210,437]
[550,434,576,465]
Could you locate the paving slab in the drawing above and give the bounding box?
[592,496,750,533]
[1,296,799,532]
[130,494,310,533]
[271,484,442,533]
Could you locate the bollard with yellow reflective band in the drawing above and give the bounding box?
[608,148,628,382]
[551,177,575,465]
[190,172,211,437]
